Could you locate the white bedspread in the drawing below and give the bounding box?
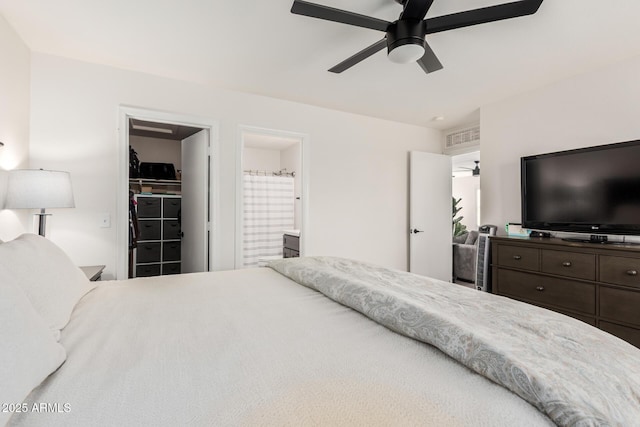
[270,256,640,426]
[10,268,552,426]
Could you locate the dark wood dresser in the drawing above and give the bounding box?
[491,236,640,348]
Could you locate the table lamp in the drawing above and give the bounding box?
[5,169,75,236]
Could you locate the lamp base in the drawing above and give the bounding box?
[34,209,51,237]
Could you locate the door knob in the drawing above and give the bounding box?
[410,228,424,234]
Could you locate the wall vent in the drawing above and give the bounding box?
[444,125,480,154]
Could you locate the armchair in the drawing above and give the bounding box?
[452,230,478,283]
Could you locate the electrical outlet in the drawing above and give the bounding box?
[100,213,111,228]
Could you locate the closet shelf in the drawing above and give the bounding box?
[129,178,181,195]
[129,178,181,185]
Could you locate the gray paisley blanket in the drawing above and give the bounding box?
[268,256,640,427]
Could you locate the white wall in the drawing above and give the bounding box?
[243,147,281,172]
[130,135,181,170]
[0,15,30,239]
[481,54,640,235]
[452,176,480,232]
[28,53,442,277]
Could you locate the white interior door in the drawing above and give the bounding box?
[409,151,452,281]
[181,129,209,273]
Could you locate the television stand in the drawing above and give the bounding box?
[491,236,640,348]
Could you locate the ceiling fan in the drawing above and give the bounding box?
[472,160,480,176]
[291,0,543,74]
[458,160,480,176]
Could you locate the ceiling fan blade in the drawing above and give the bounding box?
[400,0,435,21]
[425,0,543,35]
[329,38,387,73]
[291,0,390,32]
[416,41,443,74]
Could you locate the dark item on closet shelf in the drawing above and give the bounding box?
[139,163,177,180]
[129,147,141,178]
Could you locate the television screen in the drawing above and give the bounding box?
[521,140,640,235]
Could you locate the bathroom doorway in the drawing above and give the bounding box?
[235,126,309,269]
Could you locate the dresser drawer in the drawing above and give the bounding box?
[136,242,161,263]
[136,197,161,218]
[283,247,299,258]
[498,269,595,314]
[163,241,181,261]
[497,245,539,271]
[558,310,596,326]
[599,321,640,348]
[162,263,181,275]
[138,220,161,241]
[163,220,181,240]
[599,256,640,288]
[163,198,181,218]
[136,264,161,277]
[283,234,299,251]
[600,286,640,327]
[541,249,595,280]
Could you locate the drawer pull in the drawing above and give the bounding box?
[513,255,522,260]
[626,270,638,276]
[536,286,545,292]
[562,261,572,267]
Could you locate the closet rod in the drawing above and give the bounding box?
[243,168,295,177]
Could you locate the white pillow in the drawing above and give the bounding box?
[0,233,97,339]
[0,274,66,426]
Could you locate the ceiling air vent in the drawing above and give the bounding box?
[444,125,480,154]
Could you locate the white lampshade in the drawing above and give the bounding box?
[5,169,75,209]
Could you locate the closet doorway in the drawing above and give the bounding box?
[117,107,219,280]
[236,126,309,269]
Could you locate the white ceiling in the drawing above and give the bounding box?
[243,132,300,150]
[1,0,640,130]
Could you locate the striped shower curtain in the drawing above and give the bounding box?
[243,174,295,267]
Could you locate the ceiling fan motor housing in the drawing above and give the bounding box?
[386,20,426,56]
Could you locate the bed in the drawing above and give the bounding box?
[2,234,640,426]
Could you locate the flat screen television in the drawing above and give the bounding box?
[521,140,640,238]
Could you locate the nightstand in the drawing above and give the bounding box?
[80,265,106,282]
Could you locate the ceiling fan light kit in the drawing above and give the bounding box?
[291,0,544,75]
[386,20,426,63]
[388,43,425,64]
